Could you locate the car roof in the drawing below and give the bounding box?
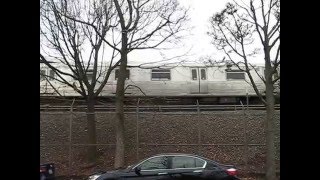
[150,153,217,163]
[129,153,219,170]
[152,153,204,158]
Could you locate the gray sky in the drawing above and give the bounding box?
[129,0,265,65]
[41,0,270,66]
[129,0,270,66]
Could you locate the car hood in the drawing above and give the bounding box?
[95,169,133,180]
[92,168,130,176]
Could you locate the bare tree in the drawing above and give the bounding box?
[55,0,189,168]
[40,0,120,163]
[208,0,280,179]
[110,0,189,168]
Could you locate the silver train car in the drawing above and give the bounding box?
[40,63,278,104]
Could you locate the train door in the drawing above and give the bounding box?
[190,68,208,94]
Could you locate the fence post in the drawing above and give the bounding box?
[244,114,249,172]
[246,92,249,110]
[136,98,140,161]
[196,99,201,155]
[69,98,75,177]
[240,100,249,172]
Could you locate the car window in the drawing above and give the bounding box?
[205,161,219,170]
[172,156,205,169]
[195,158,205,167]
[139,156,169,170]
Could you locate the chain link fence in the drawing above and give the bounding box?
[40,104,280,178]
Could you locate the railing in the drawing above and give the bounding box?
[40,104,280,112]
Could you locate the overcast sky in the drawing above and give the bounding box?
[129,0,227,65]
[41,0,269,66]
[129,0,265,66]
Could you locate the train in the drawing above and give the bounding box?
[40,62,279,105]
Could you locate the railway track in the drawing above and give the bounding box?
[40,104,280,112]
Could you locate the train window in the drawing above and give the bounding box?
[226,72,245,80]
[49,70,55,80]
[40,70,46,80]
[86,69,94,81]
[151,69,171,80]
[191,69,197,80]
[115,69,130,80]
[201,69,206,80]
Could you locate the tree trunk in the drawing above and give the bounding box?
[265,57,276,179]
[114,32,128,169]
[86,95,98,163]
[265,82,276,179]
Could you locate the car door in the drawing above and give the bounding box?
[124,156,171,180]
[167,155,206,180]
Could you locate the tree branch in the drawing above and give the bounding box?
[125,84,147,96]
[249,63,266,83]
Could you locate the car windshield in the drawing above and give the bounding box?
[127,156,165,170]
[126,160,143,170]
[126,165,133,169]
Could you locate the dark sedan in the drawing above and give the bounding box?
[40,163,55,180]
[89,153,240,180]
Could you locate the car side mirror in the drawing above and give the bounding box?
[134,166,141,175]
